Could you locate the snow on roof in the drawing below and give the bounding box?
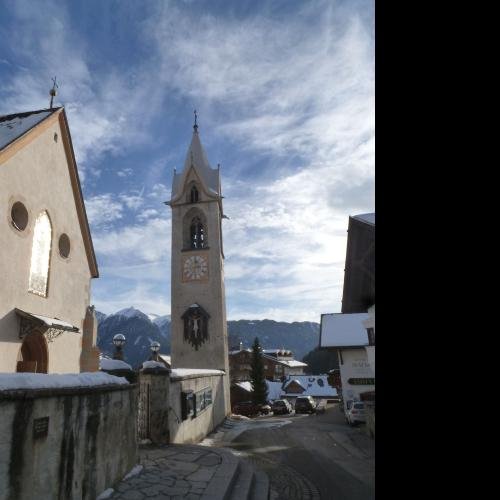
[283,359,307,368]
[15,308,79,332]
[159,354,171,366]
[0,372,128,391]
[266,381,283,400]
[0,109,58,150]
[320,313,369,347]
[229,349,252,355]
[283,379,305,390]
[235,377,336,399]
[100,358,132,371]
[283,375,338,397]
[236,381,253,392]
[353,213,375,226]
[142,361,167,369]
[261,353,306,368]
[170,368,224,378]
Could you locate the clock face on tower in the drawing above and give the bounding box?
[182,255,208,282]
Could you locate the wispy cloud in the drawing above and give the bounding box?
[0,0,165,183]
[140,1,374,320]
[1,1,374,321]
[85,194,124,227]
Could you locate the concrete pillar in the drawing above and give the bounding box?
[139,367,171,444]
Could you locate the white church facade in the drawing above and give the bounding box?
[0,107,100,374]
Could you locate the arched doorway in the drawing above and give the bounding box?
[16,331,48,373]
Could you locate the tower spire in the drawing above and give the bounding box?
[193,109,198,132]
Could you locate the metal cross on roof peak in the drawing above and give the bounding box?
[49,76,59,109]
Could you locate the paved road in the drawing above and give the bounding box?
[223,405,374,500]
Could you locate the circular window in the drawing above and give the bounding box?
[11,202,28,231]
[59,233,71,258]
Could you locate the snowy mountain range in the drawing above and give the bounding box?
[96,307,319,369]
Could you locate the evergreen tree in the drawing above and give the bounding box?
[302,347,339,374]
[250,337,268,405]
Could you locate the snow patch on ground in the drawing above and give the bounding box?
[123,464,143,481]
[0,372,129,390]
[95,488,114,500]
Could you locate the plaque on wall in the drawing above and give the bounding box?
[33,417,49,439]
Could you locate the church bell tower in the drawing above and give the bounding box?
[168,116,230,382]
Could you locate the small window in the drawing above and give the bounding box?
[53,133,58,143]
[367,328,375,346]
[190,186,199,203]
[11,202,28,231]
[59,234,70,258]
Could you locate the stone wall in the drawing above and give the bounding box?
[0,383,138,500]
[139,370,226,445]
[169,372,226,444]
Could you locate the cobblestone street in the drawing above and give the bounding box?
[108,445,226,500]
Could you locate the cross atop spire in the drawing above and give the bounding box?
[193,109,198,132]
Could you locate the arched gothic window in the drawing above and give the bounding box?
[190,217,206,249]
[29,211,52,297]
[190,186,199,203]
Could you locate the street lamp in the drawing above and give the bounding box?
[112,334,126,360]
[150,341,160,361]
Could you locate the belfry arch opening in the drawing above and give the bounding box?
[183,208,208,249]
[16,331,48,373]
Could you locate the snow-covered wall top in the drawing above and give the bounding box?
[170,368,225,380]
[0,372,128,391]
[100,358,132,371]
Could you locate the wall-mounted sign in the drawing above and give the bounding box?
[33,417,49,439]
[195,387,213,416]
[347,378,375,386]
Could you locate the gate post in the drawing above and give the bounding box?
[139,365,170,444]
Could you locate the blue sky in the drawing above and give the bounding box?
[0,0,374,322]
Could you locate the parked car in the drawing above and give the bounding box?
[271,399,293,415]
[260,404,272,415]
[345,401,366,426]
[294,396,317,414]
[232,401,260,417]
[232,401,270,417]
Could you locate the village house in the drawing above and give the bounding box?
[228,346,307,384]
[319,312,374,408]
[231,374,338,410]
[0,107,100,374]
[318,212,375,416]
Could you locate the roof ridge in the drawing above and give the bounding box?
[0,107,62,123]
